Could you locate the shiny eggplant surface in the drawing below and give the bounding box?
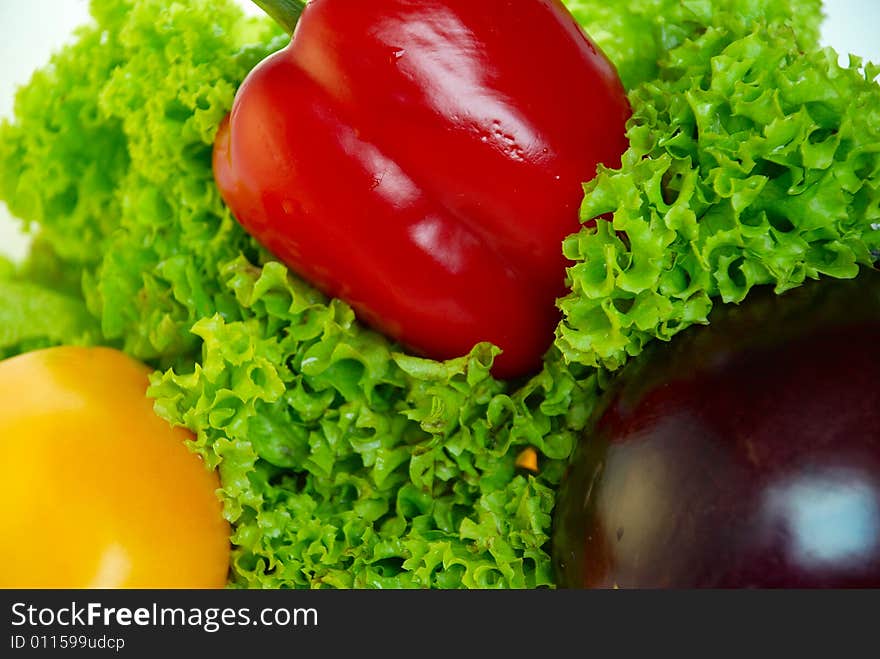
[552,269,880,588]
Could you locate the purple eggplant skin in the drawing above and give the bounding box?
[552,268,880,588]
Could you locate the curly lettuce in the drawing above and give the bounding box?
[0,0,284,368]
[557,0,880,370]
[0,237,99,359]
[149,258,592,588]
[563,0,824,90]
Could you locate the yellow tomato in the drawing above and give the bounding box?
[0,346,229,588]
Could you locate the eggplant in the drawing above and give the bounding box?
[552,269,880,588]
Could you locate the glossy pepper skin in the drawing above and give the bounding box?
[214,0,630,378]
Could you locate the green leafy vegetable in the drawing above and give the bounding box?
[0,0,285,368]
[0,280,98,359]
[148,256,591,587]
[558,0,880,370]
[564,0,824,89]
[0,238,99,358]
[0,0,875,588]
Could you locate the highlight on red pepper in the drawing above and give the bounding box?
[214,0,631,379]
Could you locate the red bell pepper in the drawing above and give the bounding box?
[214,0,630,378]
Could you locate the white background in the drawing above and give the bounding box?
[1,0,878,262]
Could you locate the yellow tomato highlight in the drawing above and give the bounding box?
[0,346,230,588]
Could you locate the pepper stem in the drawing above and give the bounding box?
[252,0,307,35]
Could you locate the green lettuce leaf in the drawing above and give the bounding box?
[0,0,286,369]
[0,279,99,360]
[557,5,880,370]
[0,237,100,359]
[562,0,824,90]
[148,256,591,588]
